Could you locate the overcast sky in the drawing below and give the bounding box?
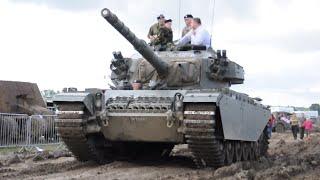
[0,0,319,107]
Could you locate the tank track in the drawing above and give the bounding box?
[56,103,116,164]
[55,103,91,161]
[183,103,269,168]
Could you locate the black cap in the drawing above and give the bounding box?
[165,19,172,23]
[184,14,193,19]
[157,14,165,20]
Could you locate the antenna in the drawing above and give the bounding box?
[210,0,216,47]
[178,0,181,36]
[210,0,216,35]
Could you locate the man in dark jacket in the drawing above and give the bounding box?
[152,19,173,47]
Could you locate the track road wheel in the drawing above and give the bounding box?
[241,142,249,161]
[234,142,242,162]
[248,142,255,160]
[224,141,234,165]
[253,142,260,160]
[259,127,269,156]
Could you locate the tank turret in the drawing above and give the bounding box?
[101,8,169,78]
[102,8,245,90]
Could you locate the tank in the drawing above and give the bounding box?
[53,8,271,168]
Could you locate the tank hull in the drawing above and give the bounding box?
[54,89,270,168]
[103,89,270,143]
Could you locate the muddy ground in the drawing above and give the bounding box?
[0,132,320,180]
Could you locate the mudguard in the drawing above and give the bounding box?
[53,92,95,115]
[183,90,270,141]
[217,95,270,141]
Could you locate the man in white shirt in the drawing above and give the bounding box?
[177,18,211,48]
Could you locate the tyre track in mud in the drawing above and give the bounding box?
[1,133,320,180]
[0,158,96,179]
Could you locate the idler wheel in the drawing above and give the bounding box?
[234,142,242,162]
[224,141,235,165]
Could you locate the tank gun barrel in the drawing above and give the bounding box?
[101,8,169,78]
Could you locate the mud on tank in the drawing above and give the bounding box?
[53,8,271,168]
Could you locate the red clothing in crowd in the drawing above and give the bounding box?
[303,119,313,131]
[268,115,275,126]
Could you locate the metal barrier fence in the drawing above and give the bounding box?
[0,113,60,147]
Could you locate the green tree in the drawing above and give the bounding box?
[309,103,320,114]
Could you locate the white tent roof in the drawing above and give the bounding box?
[294,111,319,118]
[270,106,294,113]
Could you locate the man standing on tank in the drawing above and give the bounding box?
[181,14,193,37]
[152,19,173,47]
[176,18,211,48]
[148,14,165,44]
